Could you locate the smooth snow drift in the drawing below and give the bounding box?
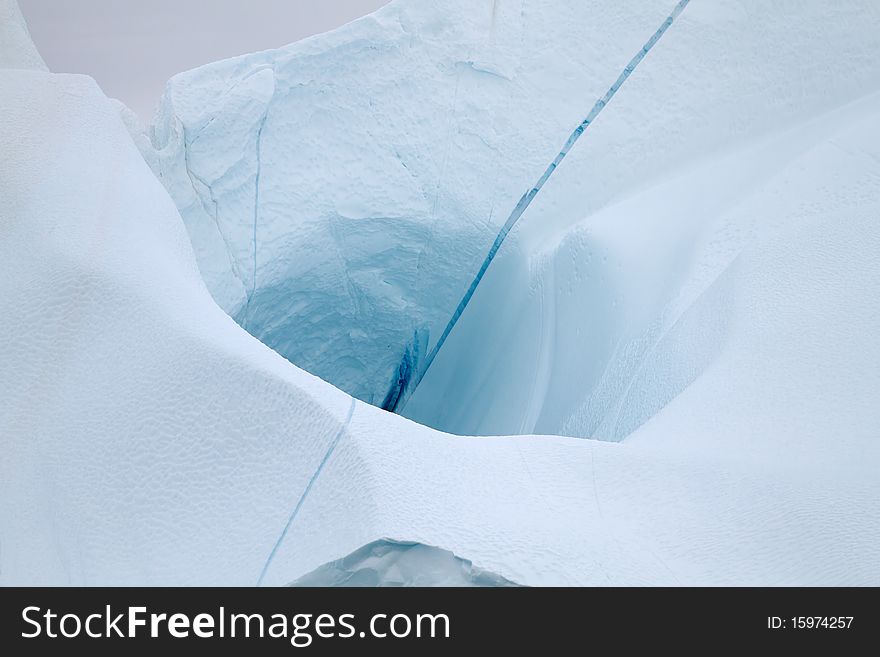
[1,0,879,586]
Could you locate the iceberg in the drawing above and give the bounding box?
[289,540,520,587]
[1,0,879,587]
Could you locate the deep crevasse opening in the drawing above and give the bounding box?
[139,0,880,440]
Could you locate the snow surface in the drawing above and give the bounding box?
[1,1,879,586]
[0,0,46,71]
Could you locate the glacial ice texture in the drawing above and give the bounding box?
[146,0,880,441]
[2,0,880,587]
[289,540,521,587]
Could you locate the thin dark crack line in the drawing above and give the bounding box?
[182,135,248,296]
[394,0,691,411]
[256,397,357,586]
[243,95,273,330]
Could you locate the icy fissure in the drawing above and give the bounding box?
[244,103,271,329]
[258,397,358,586]
[386,0,692,412]
[139,0,880,440]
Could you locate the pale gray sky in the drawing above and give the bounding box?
[19,0,390,120]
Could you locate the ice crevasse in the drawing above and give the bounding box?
[146,0,880,441]
[1,0,879,585]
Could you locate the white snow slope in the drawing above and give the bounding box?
[1,1,879,585]
[0,0,44,71]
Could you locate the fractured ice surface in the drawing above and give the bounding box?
[144,0,694,410]
[144,0,880,441]
[386,0,693,412]
[2,0,880,586]
[289,540,520,587]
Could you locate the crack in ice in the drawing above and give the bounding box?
[242,108,270,330]
[387,0,692,412]
[182,137,250,299]
[256,397,357,586]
